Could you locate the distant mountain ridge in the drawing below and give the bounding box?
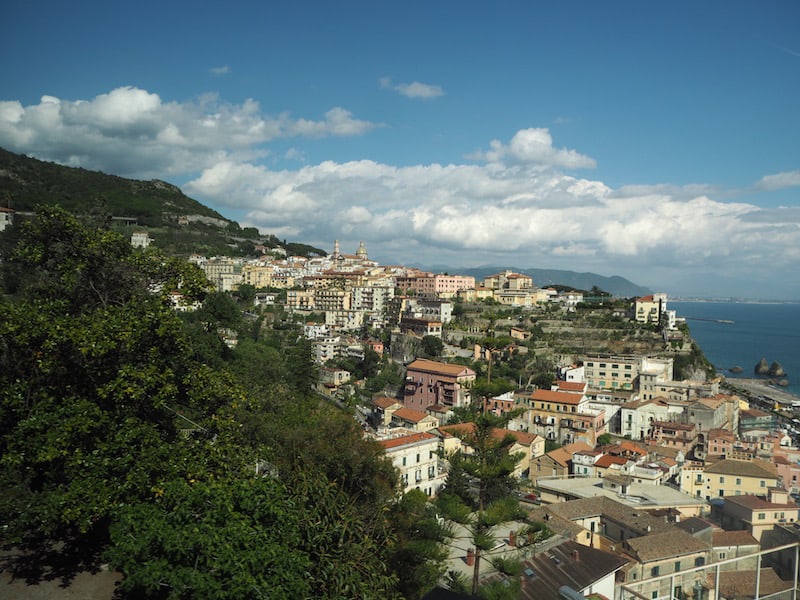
[421,265,652,298]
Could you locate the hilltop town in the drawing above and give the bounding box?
[3,210,800,600]
[167,237,800,599]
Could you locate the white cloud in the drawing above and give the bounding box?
[210,65,230,75]
[184,148,799,296]
[0,87,380,178]
[380,77,444,99]
[755,170,800,191]
[472,128,596,170]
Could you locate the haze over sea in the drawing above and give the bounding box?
[672,301,800,399]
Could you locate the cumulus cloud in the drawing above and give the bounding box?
[0,87,380,178]
[380,77,444,99]
[183,148,799,293]
[755,170,800,191]
[470,128,596,169]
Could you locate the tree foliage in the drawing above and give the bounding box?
[0,205,407,597]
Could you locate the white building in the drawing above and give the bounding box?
[376,430,445,496]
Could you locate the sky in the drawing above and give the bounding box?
[1,1,799,300]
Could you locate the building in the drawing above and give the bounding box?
[402,359,476,410]
[376,430,445,496]
[634,293,668,325]
[717,489,800,541]
[0,207,14,231]
[697,458,779,501]
[130,231,152,248]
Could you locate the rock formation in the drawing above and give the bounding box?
[769,361,786,377]
[755,358,770,375]
[729,366,743,374]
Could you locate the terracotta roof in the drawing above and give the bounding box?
[546,441,594,467]
[437,423,539,447]
[594,455,628,468]
[553,381,587,393]
[532,389,585,405]
[377,431,437,451]
[373,396,402,409]
[392,406,431,423]
[406,358,475,378]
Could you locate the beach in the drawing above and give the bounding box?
[721,377,800,406]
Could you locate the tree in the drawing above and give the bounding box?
[436,412,548,596]
[421,335,444,358]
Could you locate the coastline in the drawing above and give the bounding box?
[720,377,800,405]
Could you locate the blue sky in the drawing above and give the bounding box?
[2,1,799,299]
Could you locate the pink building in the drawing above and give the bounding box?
[403,359,476,410]
[396,272,475,298]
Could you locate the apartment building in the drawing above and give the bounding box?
[684,457,779,501]
[395,272,475,299]
[377,430,445,496]
[402,359,476,410]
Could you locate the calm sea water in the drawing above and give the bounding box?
[672,301,800,398]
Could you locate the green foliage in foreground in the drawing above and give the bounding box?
[0,206,402,598]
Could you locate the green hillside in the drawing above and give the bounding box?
[0,147,326,258]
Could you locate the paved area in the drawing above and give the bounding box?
[0,548,120,600]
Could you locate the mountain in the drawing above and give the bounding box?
[0,147,326,257]
[424,265,652,298]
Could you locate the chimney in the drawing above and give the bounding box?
[571,549,580,561]
[466,548,475,566]
[509,530,517,547]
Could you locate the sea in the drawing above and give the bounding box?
[672,301,800,399]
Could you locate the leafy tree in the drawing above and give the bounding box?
[421,334,444,358]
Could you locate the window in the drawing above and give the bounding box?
[674,561,681,572]
[719,552,726,560]
[736,478,741,485]
[758,513,766,520]
[760,480,766,487]
[416,453,420,463]
[719,476,725,483]
[402,457,407,466]
[651,566,660,577]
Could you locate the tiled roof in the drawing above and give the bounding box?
[532,389,584,405]
[378,431,437,451]
[712,530,759,547]
[501,540,629,600]
[406,358,475,378]
[723,495,798,511]
[393,406,431,423]
[704,458,777,478]
[437,423,540,447]
[554,381,587,393]
[715,568,791,599]
[546,441,594,467]
[373,396,402,409]
[594,455,628,468]
[626,529,710,562]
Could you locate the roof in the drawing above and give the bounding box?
[493,540,629,600]
[373,396,402,409]
[674,516,715,536]
[546,441,595,467]
[594,455,628,469]
[405,358,475,378]
[437,423,540,447]
[553,381,587,393]
[626,529,710,562]
[392,406,433,423]
[723,495,798,511]
[377,431,437,451]
[712,530,759,547]
[532,388,585,405]
[714,568,791,599]
[704,458,778,479]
